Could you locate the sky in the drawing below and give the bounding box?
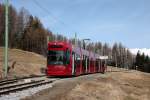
[1,0,150,48]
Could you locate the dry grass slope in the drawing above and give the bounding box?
[23,67,150,100]
[0,47,46,78]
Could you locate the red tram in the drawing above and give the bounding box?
[46,41,107,76]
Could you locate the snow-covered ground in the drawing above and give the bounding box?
[129,48,150,56]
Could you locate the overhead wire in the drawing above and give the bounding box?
[32,0,77,34]
[33,0,66,27]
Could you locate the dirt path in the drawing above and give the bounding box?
[22,69,150,100]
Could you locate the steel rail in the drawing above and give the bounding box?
[0,80,44,91]
[0,80,53,96]
[0,75,46,84]
[0,80,18,86]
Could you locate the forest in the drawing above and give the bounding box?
[0,3,150,73]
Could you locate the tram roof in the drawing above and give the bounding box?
[48,41,104,60]
[72,45,102,60]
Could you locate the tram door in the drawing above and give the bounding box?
[82,55,87,74]
[96,60,99,72]
[72,52,82,75]
[72,52,75,75]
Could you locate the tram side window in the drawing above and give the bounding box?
[90,60,93,66]
[90,59,92,67]
[75,54,80,66]
[65,49,70,65]
[87,58,89,68]
[82,55,86,68]
[96,60,99,67]
[72,52,76,67]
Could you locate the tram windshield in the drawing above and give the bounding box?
[47,50,70,65]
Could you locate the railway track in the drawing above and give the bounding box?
[0,80,18,86]
[0,80,53,96]
[0,75,59,96]
[0,75,46,86]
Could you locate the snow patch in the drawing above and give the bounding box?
[129,48,150,56]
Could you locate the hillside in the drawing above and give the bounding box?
[0,47,46,79]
